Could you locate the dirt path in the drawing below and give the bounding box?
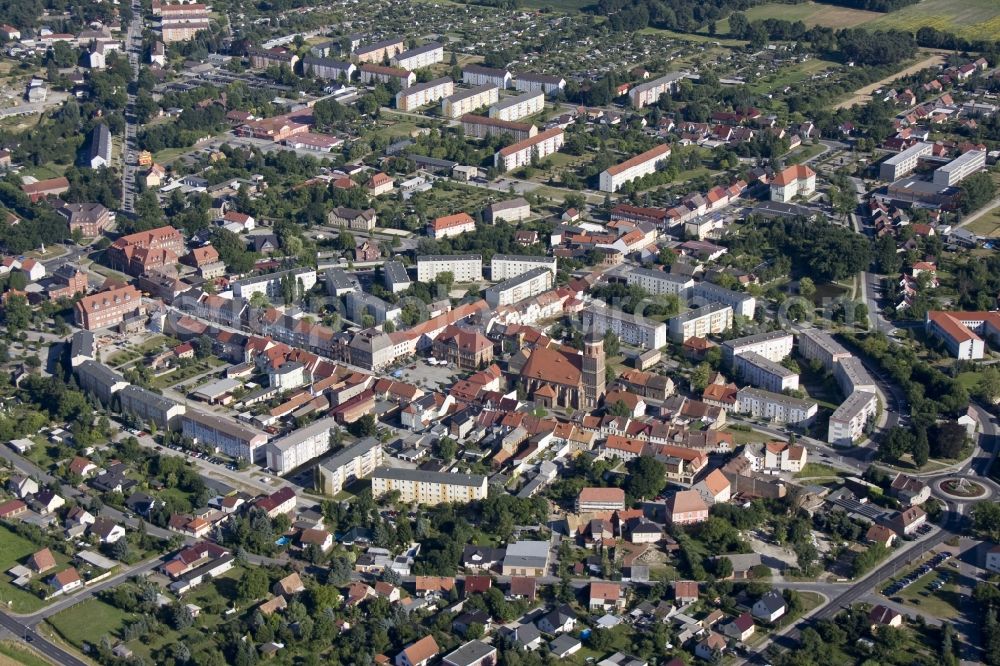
[835,53,947,109]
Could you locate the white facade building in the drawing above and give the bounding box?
[583,303,668,350]
[396,77,454,111]
[736,387,817,426]
[494,128,564,171]
[416,255,483,283]
[599,144,671,192]
[491,255,557,281]
[442,85,500,119]
[484,266,553,308]
[489,90,545,121]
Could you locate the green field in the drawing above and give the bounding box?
[961,206,1000,238]
[747,58,840,95]
[520,0,594,10]
[795,462,848,478]
[0,526,51,613]
[46,599,131,649]
[867,0,1000,40]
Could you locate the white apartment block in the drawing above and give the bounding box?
[834,356,877,396]
[629,72,686,109]
[494,128,564,171]
[391,42,444,70]
[599,144,671,192]
[723,331,794,365]
[396,77,454,111]
[933,150,986,187]
[879,142,933,181]
[667,303,733,343]
[513,72,566,96]
[266,417,339,474]
[233,267,317,301]
[484,266,553,308]
[583,303,668,350]
[486,198,531,224]
[462,65,512,89]
[736,387,818,426]
[442,85,500,119]
[625,266,693,297]
[828,390,878,446]
[690,282,756,319]
[796,328,851,371]
[491,255,557,281]
[371,467,488,505]
[317,438,384,495]
[489,90,545,122]
[303,56,356,81]
[733,352,799,393]
[119,385,186,430]
[416,255,483,283]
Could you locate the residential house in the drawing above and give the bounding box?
[752,590,787,622]
[722,612,755,641]
[396,636,440,666]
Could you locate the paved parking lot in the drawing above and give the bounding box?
[394,358,461,391]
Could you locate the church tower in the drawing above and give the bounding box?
[581,329,606,409]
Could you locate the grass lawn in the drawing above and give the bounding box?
[0,526,51,614]
[0,641,52,666]
[152,146,191,165]
[787,142,827,165]
[519,0,594,10]
[747,58,840,95]
[19,164,67,181]
[963,206,1000,238]
[795,462,847,479]
[895,569,962,617]
[725,427,773,445]
[46,599,131,650]
[638,26,747,47]
[867,0,1000,40]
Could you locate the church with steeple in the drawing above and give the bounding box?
[512,329,607,410]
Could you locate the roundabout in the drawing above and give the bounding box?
[936,477,989,500]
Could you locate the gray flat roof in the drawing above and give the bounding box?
[492,254,552,264]
[372,466,485,487]
[724,330,792,349]
[445,84,497,103]
[384,260,410,285]
[319,437,381,472]
[121,385,181,411]
[670,302,731,324]
[417,254,482,263]
[492,90,543,111]
[830,389,877,421]
[737,386,816,410]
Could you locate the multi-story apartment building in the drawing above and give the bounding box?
[486,198,531,224]
[417,255,483,282]
[667,303,733,342]
[834,356,877,396]
[879,142,932,181]
[75,360,128,405]
[248,47,299,71]
[359,63,415,87]
[583,303,668,350]
[427,212,477,239]
[770,164,816,203]
[828,390,878,446]
[371,467,488,504]
[491,254,556,281]
[489,90,544,122]
[346,290,401,325]
[460,114,537,142]
[391,42,443,70]
[796,327,851,371]
[266,417,340,474]
[302,56,355,81]
[317,438,384,495]
[576,487,626,513]
[690,281,756,319]
[232,267,317,300]
[442,85,499,119]
[599,144,671,193]
[159,3,210,43]
[494,128,564,171]
[629,72,685,108]
[735,387,818,426]
[933,150,986,186]
[624,266,693,297]
[119,385,186,430]
[513,72,566,96]
[395,77,454,111]
[328,207,377,232]
[722,331,794,366]
[484,266,553,308]
[462,65,511,89]
[733,352,799,393]
[74,285,142,330]
[353,38,404,64]
[182,408,269,462]
[348,329,396,372]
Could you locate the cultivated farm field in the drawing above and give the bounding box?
[866,0,1000,41]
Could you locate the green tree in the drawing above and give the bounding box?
[603,330,620,358]
[237,567,268,603]
[626,456,665,499]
